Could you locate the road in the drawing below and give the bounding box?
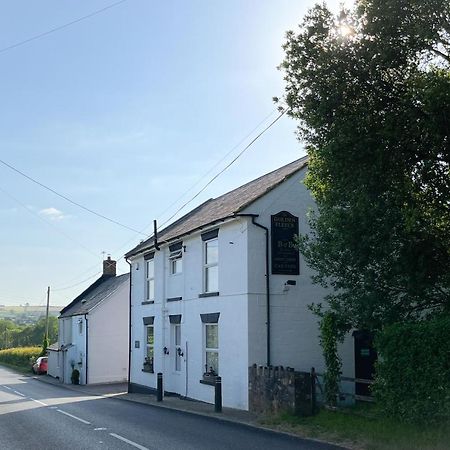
[0,366,342,450]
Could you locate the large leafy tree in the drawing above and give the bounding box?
[280,0,450,331]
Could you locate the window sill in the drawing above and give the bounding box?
[199,378,216,386]
[198,292,219,298]
[167,297,182,302]
[141,301,154,305]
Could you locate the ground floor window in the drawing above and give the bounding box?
[144,325,154,373]
[204,323,218,376]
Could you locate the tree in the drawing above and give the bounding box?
[280,0,450,332]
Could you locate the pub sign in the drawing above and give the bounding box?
[271,211,299,275]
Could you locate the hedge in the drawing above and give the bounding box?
[0,346,42,369]
[373,315,450,424]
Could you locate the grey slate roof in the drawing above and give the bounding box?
[59,273,129,318]
[126,156,308,258]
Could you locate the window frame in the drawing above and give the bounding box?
[145,258,155,301]
[203,237,218,293]
[169,249,183,275]
[144,324,154,373]
[204,323,219,376]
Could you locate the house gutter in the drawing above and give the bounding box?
[236,214,271,367]
[126,257,132,393]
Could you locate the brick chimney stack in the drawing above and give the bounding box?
[103,256,116,277]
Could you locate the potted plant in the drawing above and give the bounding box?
[71,368,80,385]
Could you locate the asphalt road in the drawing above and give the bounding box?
[0,366,343,450]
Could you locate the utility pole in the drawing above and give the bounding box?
[45,286,50,341]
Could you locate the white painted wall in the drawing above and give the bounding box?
[130,220,250,409]
[242,167,354,379]
[88,280,129,384]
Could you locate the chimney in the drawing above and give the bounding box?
[103,256,116,277]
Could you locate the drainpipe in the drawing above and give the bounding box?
[250,216,271,367]
[126,257,132,393]
[85,314,88,384]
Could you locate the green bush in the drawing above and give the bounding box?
[373,315,450,424]
[0,346,42,369]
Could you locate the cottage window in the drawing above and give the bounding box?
[204,238,218,293]
[144,325,154,373]
[169,250,182,275]
[204,324,219,375]
[146,259,155,301]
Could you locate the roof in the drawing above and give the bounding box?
[126,156,308,258]
[59,273,129,318]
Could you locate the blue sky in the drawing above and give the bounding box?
[0,0,345,307]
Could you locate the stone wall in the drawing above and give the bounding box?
[248,364,314,416]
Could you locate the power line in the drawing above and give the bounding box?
[48,108,288,291]
[0,185,100,258]
[158,108,289,229]
[0,158,147,236]
[52,271,102,292]
[0,0,128,56]
[103,108,284,257]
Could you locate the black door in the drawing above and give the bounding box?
[353,330,377,396]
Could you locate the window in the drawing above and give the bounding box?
[146,259,155,301]
[169,249,182,275]
[204,238,218,293]
[144,325,154,372]
[78,320,83,335]
[204,324,219,375]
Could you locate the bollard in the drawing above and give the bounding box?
[214,376,222,413]
[157,372,163,402]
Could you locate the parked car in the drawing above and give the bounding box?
[32,357,48,375]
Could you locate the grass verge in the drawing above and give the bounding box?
[261,403,450,450]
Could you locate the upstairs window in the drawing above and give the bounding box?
[169,249,182,275]
[204,238,218,293]
[145,258,155,301]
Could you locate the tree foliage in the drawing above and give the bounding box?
[281,0,450,331]
[0,317,58,350]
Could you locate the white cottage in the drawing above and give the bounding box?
[48,258,130,385]
[125,157,355,410]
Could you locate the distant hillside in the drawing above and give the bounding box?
[0,305,62,325]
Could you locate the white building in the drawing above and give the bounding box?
[48,258,130,385]
[125,157,355,410]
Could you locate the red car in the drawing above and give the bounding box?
[32,357,48,375]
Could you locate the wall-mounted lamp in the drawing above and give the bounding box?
[163,347,169,355]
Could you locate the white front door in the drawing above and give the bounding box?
[168,323,186,396]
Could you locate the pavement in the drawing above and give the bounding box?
[35,374,259,427]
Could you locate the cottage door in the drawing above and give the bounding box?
[170,323,186,396]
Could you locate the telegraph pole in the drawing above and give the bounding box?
[45,286,50,341]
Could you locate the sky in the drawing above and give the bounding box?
[0,0,347,307]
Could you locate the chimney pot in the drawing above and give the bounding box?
[103,256,116,277]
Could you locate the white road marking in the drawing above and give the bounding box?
[109,433,149,450]
[3,386,12,391]
[94,428,107,431]
[57,409,91,425]
[49,406,58,409]
[29,397,48,406]
[13,390,25,397]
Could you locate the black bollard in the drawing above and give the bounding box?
[157,372,163,402]
[214,376,222,413]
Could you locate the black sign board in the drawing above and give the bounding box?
[271,211,299,275]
